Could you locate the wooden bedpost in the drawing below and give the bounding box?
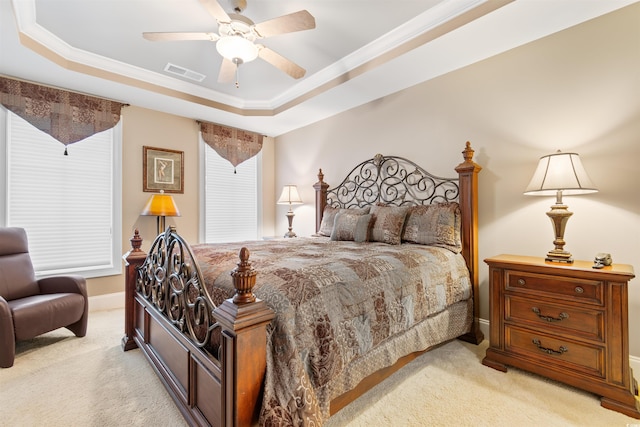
[313,169,329,233]
[213,248,275,426]
[455,142,484,345]
[121,229,146,351]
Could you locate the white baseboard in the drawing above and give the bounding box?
[479,317,490,341]
[88,291,124,312]
[631,355,640,376]
[478,317,640,375]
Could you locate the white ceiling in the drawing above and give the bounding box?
[0,0,636,136]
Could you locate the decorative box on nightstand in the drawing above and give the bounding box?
[482,254,640,419]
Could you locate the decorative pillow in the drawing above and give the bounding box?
[330,212,373,242]
[402,202,462,253]
[369,205,409,245]
[318,205,370,237]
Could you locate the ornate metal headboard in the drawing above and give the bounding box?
[325,154,459,209]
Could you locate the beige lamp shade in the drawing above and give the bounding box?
[277,185,303,205]
[524,151,597,196]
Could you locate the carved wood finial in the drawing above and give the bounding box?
[314,169,329,189]
[230,247,257,304]
[130,229,143,252]
[456,141,482,173]
[462,141,474,163]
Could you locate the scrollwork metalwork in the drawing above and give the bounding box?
[326,155,460,208]
[135,227,220,359]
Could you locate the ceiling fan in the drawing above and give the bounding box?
[143,0,316,87]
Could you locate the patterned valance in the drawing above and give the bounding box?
[0,76,126,154]
[199,121,263,171]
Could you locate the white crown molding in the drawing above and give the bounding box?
[11,0,254,108]
[270,0,484,106]
[11,0,483,111]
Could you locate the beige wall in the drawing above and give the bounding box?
[274,4,640,355]
[85,107,275,296]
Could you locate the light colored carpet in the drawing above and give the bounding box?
[1,308,638,426]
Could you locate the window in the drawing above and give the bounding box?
[0,108,122,278]
[201,139,261,243]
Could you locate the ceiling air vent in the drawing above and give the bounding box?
[164,63,206,82]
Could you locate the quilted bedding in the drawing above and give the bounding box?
[191,237,473,426]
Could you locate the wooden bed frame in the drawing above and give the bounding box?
[121,142,482,426]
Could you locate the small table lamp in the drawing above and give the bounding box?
[524,150,597,263]
[141,190,181,235]
[277,185,303,238]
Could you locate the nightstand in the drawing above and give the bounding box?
[482,254,640,419]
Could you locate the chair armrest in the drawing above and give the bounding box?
[0,296,12,328]
[0,296,14,354]
[38,275,88,299]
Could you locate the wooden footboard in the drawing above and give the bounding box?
[122,230,274,426]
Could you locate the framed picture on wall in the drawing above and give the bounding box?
[143,146,184,193]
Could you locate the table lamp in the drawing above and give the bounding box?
[524,150,597,263]
[277,185,303,238]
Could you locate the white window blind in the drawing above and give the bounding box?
[203,141,259,243]
[2,109,121,277]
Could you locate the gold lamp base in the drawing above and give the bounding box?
[545,249,573,263]
[545,201,574,263]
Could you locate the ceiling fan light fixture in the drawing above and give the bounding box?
[216,35,259,63]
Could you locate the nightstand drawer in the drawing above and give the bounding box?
[505,295,604,341]
[506,270,603,305]
[505,325,605,379]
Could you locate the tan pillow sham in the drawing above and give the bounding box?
[369,205,409,245]
[318,205,370,237]
[330,212,373,242]
[401,202,462,253]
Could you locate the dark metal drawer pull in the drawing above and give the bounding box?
[532,339,568,355]
[532,307,569,322]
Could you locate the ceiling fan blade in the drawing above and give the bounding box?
[218,58,237,83]
[199,0,231,23]
[253,10,316,38]
[143,32,219,42]
[258,46,306,79]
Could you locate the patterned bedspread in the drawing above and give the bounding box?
[191,237,472,426]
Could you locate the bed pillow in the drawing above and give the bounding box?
[401,202,462,253]
[369,205,409,245]
[330,212,373,242]
[318,205,370,237]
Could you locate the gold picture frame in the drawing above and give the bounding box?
[143,146,184,193]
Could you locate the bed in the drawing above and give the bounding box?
[122,142,483,426]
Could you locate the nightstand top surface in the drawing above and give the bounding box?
[484,254,635,279]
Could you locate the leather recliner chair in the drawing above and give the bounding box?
[0,227,88,368]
